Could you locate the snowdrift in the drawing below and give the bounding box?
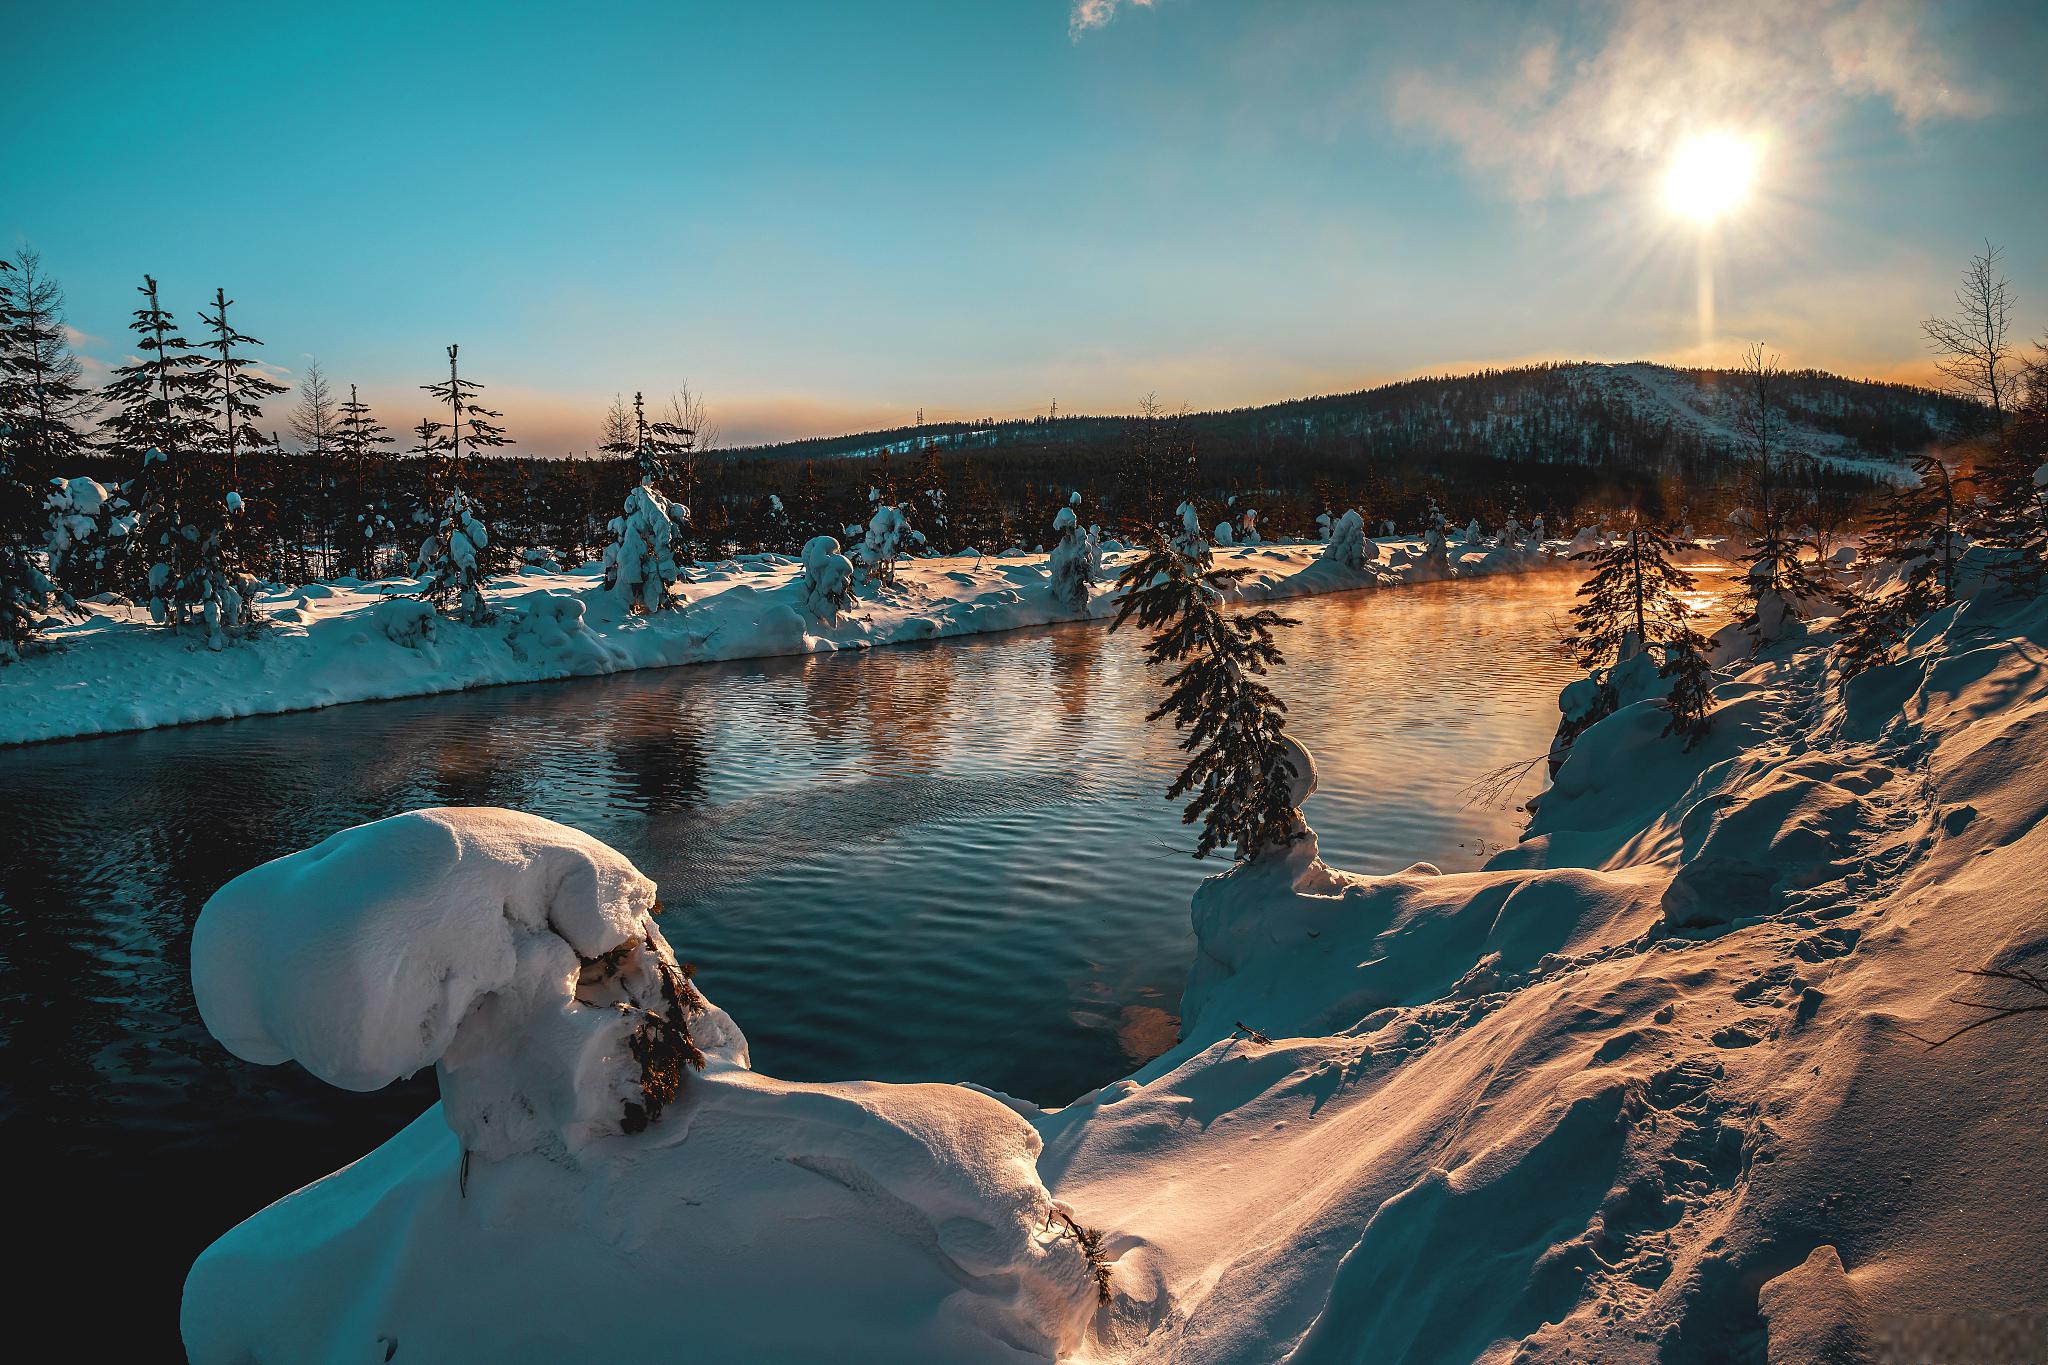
[181,565,2048,1362]
[1035,590,2048,1362]
[0,538,1551,747]
[183,808,1112,1363]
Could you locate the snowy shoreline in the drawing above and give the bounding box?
[0,536,1555,748]
[179,580,2048,1361]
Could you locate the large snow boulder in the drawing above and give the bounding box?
[191,808,740,1157]
[184,809,1107,1363]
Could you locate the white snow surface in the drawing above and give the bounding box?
[1,538,1551,746]
[182,584,2048,1360]
[183,809,1107,1363]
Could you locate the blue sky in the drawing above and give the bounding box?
[8,0,2044,451]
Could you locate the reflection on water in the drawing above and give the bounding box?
[0,568,1625,1345]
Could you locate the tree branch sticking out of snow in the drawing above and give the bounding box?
[1110,525,1308,861]
[190,807,744,1163]
[1045,1206,1114,1305]
[1902,963,2048,1048]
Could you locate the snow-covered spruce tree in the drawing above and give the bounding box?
[602,393,692,612]
[192,287,286,599]
[1047,491,1099,610]
[1422,502,1451,571]
[100,277,248,645]
[0,248,91,483]
[1318,508,1371,570]
[1837,453,1965,675]
[799,534,856,625]
[333,384,396,578]
[413,346,509,624]
[1566,516,1714,748]
[1969,335,2048,596]
[856,496,914,592]
[1108,526,1304,860]
[0,259,67,660]
[1172,498,1211,566]
[1731,343,1827,646]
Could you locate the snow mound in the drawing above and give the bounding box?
[190,808,740,1156]
[185,808,1109,1363]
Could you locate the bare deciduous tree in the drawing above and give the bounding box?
[1923,241,2016,434]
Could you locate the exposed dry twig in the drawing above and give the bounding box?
[1902,965,2048,1048]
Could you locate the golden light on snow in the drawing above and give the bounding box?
[1662,131,1761,225]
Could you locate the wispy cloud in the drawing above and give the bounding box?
[1070,0,1155,40]
[1392,0,1993,201]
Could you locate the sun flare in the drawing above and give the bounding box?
[1662,131,1760,224]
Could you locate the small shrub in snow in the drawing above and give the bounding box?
[800,534,856,625]
[369,596,437,649]
[415,487,494,624]
[1047,493,1099,611]
[1110,526,1304,860]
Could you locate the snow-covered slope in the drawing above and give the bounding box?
[178,571,2046,1362]
[0,536,1548,747]
[1037,587,2048,1362]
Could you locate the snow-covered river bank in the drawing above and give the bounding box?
[2,570,1599,1356]
[0,535,1547,746]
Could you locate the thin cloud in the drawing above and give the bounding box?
[1070,0,1155,40]
[1391,0,1994,201]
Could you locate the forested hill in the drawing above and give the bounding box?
[723,361,1977,485]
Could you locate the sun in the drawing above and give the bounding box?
[1663,132,1761,224]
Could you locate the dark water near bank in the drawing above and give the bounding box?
[1,571,1613,1351]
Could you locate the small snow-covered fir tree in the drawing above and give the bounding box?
[0,262,69,659]
[415,485,493,624]
[602,393,692,611]
[0,249,91,481]
[1109,526,1304,860]
[1047,491,1099,610]
[188,286,284,620]
[1731,343,1827,646]
[1171,499,1211,566]
[334,384,396,577]
[605,481,683,613]
[1318,508,1370,570]
[1838,453,1965,674]
[1568,515,1714,745]
[1421,503,1450,571]
[799,534,856,625]
[97,278,254,647]
[857,497,914,591]
[412,346,508,624]
[1970,337,2048,596]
